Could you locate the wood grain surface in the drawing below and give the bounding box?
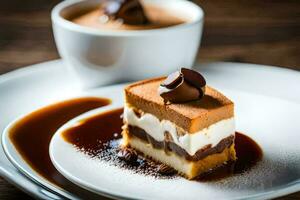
[0,0,299,199]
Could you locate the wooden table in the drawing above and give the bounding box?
[0,0,299,199]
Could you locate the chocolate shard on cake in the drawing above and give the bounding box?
[121,68,236,179]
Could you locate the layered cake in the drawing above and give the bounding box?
[122,68,236,179]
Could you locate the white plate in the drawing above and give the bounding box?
[1,60,300,199]
[49,83,300,200]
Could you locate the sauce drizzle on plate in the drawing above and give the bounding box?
[9,97,110,186]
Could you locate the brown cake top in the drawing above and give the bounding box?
[125,77,234,133]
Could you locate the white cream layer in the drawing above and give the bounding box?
[124,106,235,156]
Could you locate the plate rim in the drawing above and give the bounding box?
[2,83,126,199]
[1,107,81,200]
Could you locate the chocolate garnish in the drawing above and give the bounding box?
[103,0,149,25]
[117,147,138,164]
[181,68,206,91]
[158,68,206,103]
[160,71,183,89]
[157,164,176,176]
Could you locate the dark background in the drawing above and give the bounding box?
[0,0,299,199]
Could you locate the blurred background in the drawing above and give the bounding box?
[0,0,299,75]
[0,0,299,199]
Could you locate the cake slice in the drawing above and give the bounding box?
[122,70,236,179]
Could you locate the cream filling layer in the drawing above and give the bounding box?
[124,106,235,156]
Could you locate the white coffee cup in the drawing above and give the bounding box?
[51,0,204,88]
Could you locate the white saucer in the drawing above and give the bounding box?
[1,60,300,199]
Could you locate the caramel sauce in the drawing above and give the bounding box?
[62,108,124,157]
[10,97,262,185]
[62,108,263,181]
[9,97,111,186]
[196,132,263,181]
